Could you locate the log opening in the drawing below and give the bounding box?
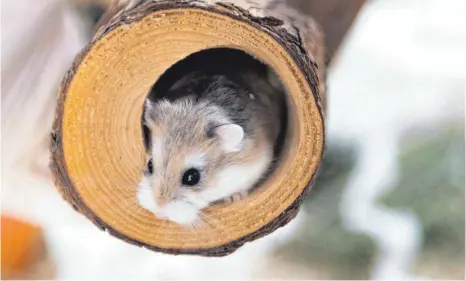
[51,1,325,256]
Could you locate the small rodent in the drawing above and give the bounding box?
[137,62,285,227]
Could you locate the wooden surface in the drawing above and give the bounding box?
[74,0,365,65]
[81,0,367,111]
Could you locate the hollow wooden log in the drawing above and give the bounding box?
[51,0,326,256]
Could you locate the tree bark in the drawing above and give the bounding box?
[95,0,328,109]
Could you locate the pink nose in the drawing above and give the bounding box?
[156,197,170,207]
[155,211,168,219]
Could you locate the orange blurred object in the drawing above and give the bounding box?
[1,214,56,280]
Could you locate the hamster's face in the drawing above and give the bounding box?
[137,99,246,227]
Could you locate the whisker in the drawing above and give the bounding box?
[199,212,218,230]
[182,221,199,233]
[105,186,139,191]
[92,196,143,210]
[131,206,149,218]
[190,222,200,232]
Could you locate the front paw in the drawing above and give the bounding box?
[223,191,248,204]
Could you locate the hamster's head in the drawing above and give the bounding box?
[137,98,253,227]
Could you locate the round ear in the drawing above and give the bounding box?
[144,99,154,110]
[143,99,155,127]
[214,124,244,152]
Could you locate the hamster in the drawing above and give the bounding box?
[137,67,285,227]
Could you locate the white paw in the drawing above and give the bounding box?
[137,179,158,213]
[161,201,201,227]
[223,191,248,204]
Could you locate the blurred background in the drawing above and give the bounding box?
[1,0,464,279]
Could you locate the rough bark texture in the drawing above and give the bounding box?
[91,0,368,109]
[51,0,326,256]
[91,0,365,65]
[94,0,328,110]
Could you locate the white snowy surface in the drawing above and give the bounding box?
[1,0,465,279]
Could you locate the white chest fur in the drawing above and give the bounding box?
[197,149,273,203]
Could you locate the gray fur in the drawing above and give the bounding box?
[142,69,285,196]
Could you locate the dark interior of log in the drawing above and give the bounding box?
[142,48,289,198]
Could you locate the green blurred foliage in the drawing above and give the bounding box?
[381,125,465,264]
[274,123,464,279]
[273,141,376,279]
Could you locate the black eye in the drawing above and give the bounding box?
[182,168,201,186]
[147,159,153,174]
